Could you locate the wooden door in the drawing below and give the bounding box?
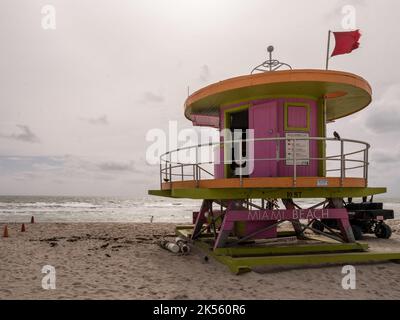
[249,102,278,177]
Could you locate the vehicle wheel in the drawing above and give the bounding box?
[312,220,325,233]
[375,223,392,239]
[351,225,363,240]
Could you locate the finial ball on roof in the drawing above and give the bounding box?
[267,46,274,53]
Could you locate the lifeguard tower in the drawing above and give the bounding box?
[149,47,400,273]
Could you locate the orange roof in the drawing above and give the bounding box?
[184,69,372,122]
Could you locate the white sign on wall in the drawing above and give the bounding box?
[286,133,310,166]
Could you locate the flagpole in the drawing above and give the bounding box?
[325,30,332,70]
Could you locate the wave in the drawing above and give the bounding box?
[0,196,398,223]
[0,202,101,209]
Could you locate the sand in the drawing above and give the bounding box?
[1,221,400,300]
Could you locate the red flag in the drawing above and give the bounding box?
[331,30,361,57]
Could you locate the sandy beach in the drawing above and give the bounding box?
[1,221,400,300]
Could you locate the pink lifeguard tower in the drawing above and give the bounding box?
[149,47,399,273]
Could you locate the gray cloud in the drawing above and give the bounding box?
[97,161,139,172]
[366,112,400,133]
[0,125,40,143]
[81,115,109,125]
[14,171,40,181]
[371,150,400,164]
[3,156,145,185]
[61,156,142,175]
[52,179,65,185]
[365,84,400,133]
[199,65,211,82]
[142,91,165,103]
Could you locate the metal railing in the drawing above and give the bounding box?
[159,137,370,188]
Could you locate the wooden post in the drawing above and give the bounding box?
[282,199,305,240]
[191,200,210,240]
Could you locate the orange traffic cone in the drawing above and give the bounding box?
[3,225,9,238]
[21,223,26,232]
[31,216,35,224]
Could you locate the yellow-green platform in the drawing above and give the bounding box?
[176,226,400,274]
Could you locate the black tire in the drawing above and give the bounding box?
[312,220,325,233]
[351,225,363,240]
[375,223,392,239]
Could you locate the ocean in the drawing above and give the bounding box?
[0,195,399,223]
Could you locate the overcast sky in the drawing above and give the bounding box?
[0,0,399,197]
